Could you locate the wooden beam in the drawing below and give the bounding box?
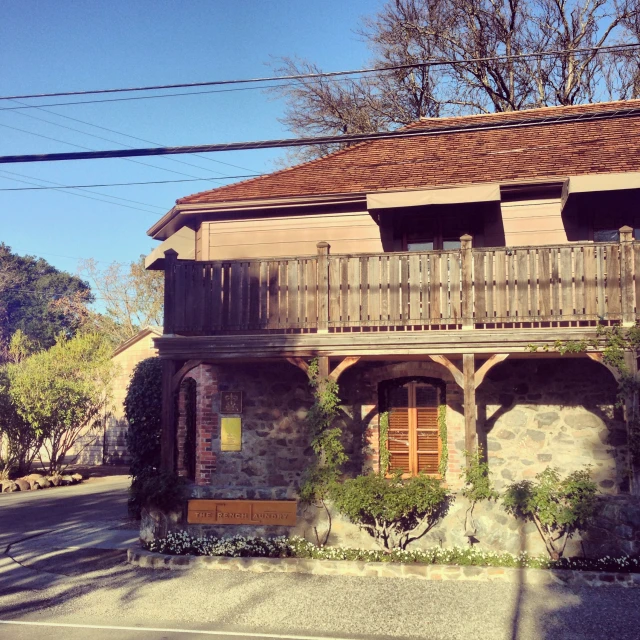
[463,353,477,453]
[153,327,610,360]
[285,357,310,375]
[171,359,203,392]
[474,354,509,389]
[160,359,178,472]
[429,355,464,388]
[329,356,361,381]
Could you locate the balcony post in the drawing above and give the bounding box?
[317,241,330,333]
[460,234,473,329]
[163,249,178,335]
[463,353,477,453]
[620,226,635,327]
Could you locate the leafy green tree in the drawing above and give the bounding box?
[331,471,450,550]
[0,244,92,354]
[6,332,115,473]
[503,467,598,559]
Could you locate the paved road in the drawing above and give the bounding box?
[2,478,640,640]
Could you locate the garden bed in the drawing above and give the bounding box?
[142,531,640,574]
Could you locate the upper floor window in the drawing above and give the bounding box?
[384,381,441,477]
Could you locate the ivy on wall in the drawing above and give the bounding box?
[378,411,390,476]
[299,358,346,546]
[528,325,640,469]
[438,404,448,478]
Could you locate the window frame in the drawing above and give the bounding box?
[384,380,442,478]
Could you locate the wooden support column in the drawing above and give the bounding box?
[620,226,635,327]
[460,234,473,330]
[317,242,330,333]
[463,353,477,453]
[317,356,330,379]
[163,249,178,335]
[160,359,178,472]
[329,356,361,382]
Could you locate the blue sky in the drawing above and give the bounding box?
[1,0,379,273]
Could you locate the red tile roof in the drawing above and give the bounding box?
[178,100,640,206]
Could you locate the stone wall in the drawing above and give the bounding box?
[175,357,637,557]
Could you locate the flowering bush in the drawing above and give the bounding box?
[143,532,640,573]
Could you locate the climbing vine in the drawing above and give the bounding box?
[438,404,448,477]
[528,324,640,467]
[378,411,390,476]
[299,358,346,546]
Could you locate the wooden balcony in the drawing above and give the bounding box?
[162,228,640,337]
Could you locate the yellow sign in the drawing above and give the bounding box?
[188,500,297,526]
[220,417,242,451]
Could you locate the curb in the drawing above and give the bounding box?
[127,546,640,588]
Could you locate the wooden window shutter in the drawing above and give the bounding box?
[387,385,411,474]
[415,385,440,474]
[385,382,441,476]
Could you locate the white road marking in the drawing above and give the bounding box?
[0,620,355,640]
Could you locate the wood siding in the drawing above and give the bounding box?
[201,212,383,260]
[501,198,567,246]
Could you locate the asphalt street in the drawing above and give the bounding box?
[1,476,640,640]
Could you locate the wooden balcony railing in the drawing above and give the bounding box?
[163,227,639,335]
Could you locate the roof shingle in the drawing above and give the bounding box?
[177,100,640,206]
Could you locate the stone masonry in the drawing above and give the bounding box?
[172,357,638,557]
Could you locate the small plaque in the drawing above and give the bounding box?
[220,391,243,413]
[188,499,297,526]
[220,417,242,451]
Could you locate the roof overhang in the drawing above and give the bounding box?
[561,172,640,211]
[366,183,501,210]
[145,226,196,270]
[112,326,163,357]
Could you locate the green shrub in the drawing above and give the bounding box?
[503,466,597,560]
[130,468,188,514]
[124,357,163,516]
[125,357,163,478]
[330,472,450,550]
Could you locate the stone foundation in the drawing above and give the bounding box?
[167,358,637,557]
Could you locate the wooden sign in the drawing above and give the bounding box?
[220,391,243,413]
[220,417,242,451]
[187,499,297,526]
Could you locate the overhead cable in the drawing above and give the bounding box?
[1,42,639,102]
[0,104,638,165]
[0,174,260,190]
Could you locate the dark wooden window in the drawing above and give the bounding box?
[386,381,441,476]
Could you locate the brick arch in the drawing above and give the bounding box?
[174,364,219,485]
[365,361,456,388]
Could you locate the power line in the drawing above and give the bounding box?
[0,174,260,191]
[0,170,161,214]
[0,119,227,184]
[1,42,638,102]
[0,104,638,165]
[9,101,258,173]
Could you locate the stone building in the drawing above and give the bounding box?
[145,101,640,555]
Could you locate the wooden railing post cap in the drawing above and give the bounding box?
[460,234,473,247]
[164,248,179,259]
[317,241,330,253]
[620,226,634,239]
